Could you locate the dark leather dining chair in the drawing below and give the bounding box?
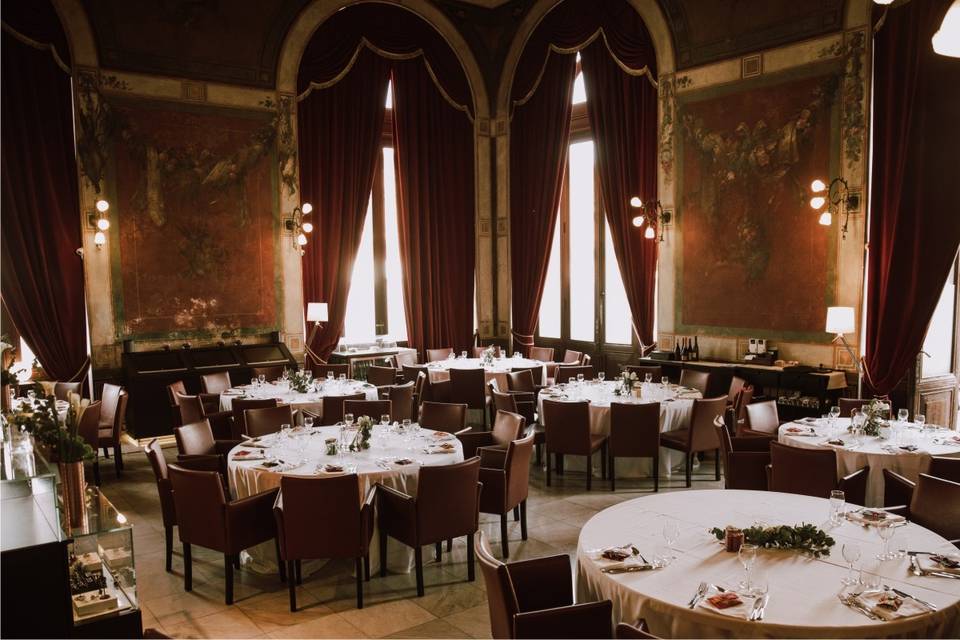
[309,363,350,379]
[742,399,779,438]
[768,442,869,505]
[528,346,555,363]
[541,400,607,490]
[144,439,178,572]
[388,381,416,422]
[660,396,727,487]
[728,384,754,434]
[476,532,613,639]
[167,465,282,604]
[727,375,747,405]
[449,368,491,429]
[343,399,392,421]
[394,350,418,368]
[508,367,543,393]
[168,381,219,428]
[274,475,375,610]
[490,389,536,435]
[838,398,871,418]
[321,392,365,425]
[419,401,468,430]
[97,384,127,476]
[175,392,233,439]
[479,434,534,558]
[77,401,103,485]
[608,402,660,492]
[200,371,232,395]
[905,474,960,542]
[230,397,278,439]
[562,349,583,364]
[377,457,482,596]
[402,363,429,385]
[426,347,454,362]
[624,365,663,381]
[173,419,242,483]
[458,409,526,460]
[679,369,710,395]
[714,416,770,491]
[249,365,284,382]
[616,620,658,639]
[883,469,916,510]
[244,404,295,437]
[930,456,960,483]
[366,365,398,389]
[555,365,595,383]
[54,381,82,401]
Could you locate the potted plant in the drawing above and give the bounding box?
[56,398,96,529]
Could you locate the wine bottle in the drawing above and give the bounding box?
[681,338,688,362]
[674,340,682,360]
[693,336,700,361]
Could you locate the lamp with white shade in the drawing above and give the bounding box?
[304,302,328,365]
[826,306,861,398]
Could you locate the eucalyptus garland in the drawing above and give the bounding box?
[710,523,835,558]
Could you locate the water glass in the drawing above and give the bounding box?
[251,377,258,387]
[344,413,354,428]
[738,543,758,591]
[750,573,769,599]
[598,372,605,382]
[662,519,680,559]
[327,371,335,382]
[829,489,846,524]
[877,523,896,560]
[661,376,669,387]
[303,416,314,430]
[829,405,841,420]
[380,415,390,427]
[841,543,861,586]
[576,373,584,384]
[339,373,347,381]
[644,373,653,384]
[460,351,468,359]
[898,408,909,424]
[258,374,266,386]
[915,413,926,429]
[280,423,292,441]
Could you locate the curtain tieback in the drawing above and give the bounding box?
[512,331,535,346]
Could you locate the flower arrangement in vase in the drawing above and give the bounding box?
[286,368,313,393]
[348,416,373,451]
[481,346,497,366]
[849,398,890,438]
[613,371,638,396]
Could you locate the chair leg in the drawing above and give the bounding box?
[355,557,364,609]
[654,453,660,492]
[114,446,122,476]
[224,554,234,605]
[467,533,476,582]
[363,553,370,582]
[276,539,287,583]
[117,445,124,471]
[715,448,721,481]
[557,454,564,475]
[102,446,110,459]
[586,453,592,491]
[183,543,192,592]
[446,539,452,552]
[601,443,607,480]
[414,546,424,597]
[610,454,616,492]
[233,555,241,570]
[164,526,173,573]
[287,560,297,611]
[435,542,442,562]
[520,500,528,540]
[380,532,388,577]
[93,460,101,487]
[513,506,520,521]
[686,453,692,488]
[536,443,542,466]
[296,559,302,585]
[500,513,509,558]
[546,452,552,486]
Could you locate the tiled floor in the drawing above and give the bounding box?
[102,443,722,639]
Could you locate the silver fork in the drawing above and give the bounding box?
[688,582,707,608]
[756,594,769,621]
[838,594,879,620]
[748,597,764,621]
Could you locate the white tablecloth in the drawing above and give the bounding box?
[426,356,546,392]
[778,418,960,507]
[537,381,702,477]
[227,423,463,574]
[577,490,960,639]
[219,380,379,416]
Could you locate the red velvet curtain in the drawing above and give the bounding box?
[581,38,659,344]
[391,59,476,355]
[298,49,391,360]
[863,0,960,395]
[509,54,577,353]
[0,19,89,382]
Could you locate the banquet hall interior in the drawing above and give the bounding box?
[2,0,960,638]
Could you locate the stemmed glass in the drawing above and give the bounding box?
[738,543,758,591]
[598,372,605,382]
[339,373,347,382]
[662,519,680,561]
[258,374,266,386]
[344,413,355,430]
[897,408,909,424]
[661,376,669,387]
[303,416,314,431]
[327,371,335,384]
[877,523,896,560]
[841,543,861,586]
[576,373,584,384]
[644,373,653,384]
[915,413,926,429]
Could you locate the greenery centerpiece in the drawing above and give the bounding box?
[286,368,313,393]
[480,346,497,366]
[613,371,638,396]
[348,416,373,452]
[850,398,890,437]
[710,523,835,558]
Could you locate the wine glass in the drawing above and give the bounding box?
[250,377,258,388]
[598,372,605,382]
[738,543,758,591]
[460,351,468,359]
[841,543,861,585]
[897,408,909,424]
[829,489,846,524]
[258,374,266,386]
[303,416,314,430]
[644,373,653,384]
[661,376,669,387]
[344,413,355,429]
[829,405,841,420]
[915,413,926,429]
[576,373,584,384]
[339,373,347,382]
[280,422,292,441]
[877,523,896,560]
[662,519,680,560]
[380,414,390,428]
[327,371,335,383]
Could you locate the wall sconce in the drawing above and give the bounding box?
[629,196,671,242]
[87,199,110,249]
[809,177,860,239]
[284,202,313,255]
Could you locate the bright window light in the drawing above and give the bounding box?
[538,215,562,338]
[342,200,376,343]
[604,221,632,344]
[382,148,407,342]
[569,141,595,341]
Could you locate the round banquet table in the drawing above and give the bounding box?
[426,356,546,392]
[537,381,702,477]
[227,423,463,574]
[576,489,960,639]
[778,418,960,507]
[219,379,379,415]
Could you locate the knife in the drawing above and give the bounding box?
[883,585,937,611]
[601,563,655,574]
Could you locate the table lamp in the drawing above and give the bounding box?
[825,306,861,398]
[305,302,328,365]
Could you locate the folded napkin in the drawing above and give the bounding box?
[231,449,266,461]
[783,426,818,437]
[424,444,457,454]
[240,441,271,449]
[846,509,906,526]
[223,389,244,396]
[918,553,960,575]
[254,460,297,472]
[698,590,758,619]
[856,590,929,620]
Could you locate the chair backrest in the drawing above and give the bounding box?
[321,393,365,425]
[419,401,468,430]
[417,457,481,542]
[394,350,418,368]
[491,390,519,414]
[99,383,123,428]
[426,347,454,362]
[909,473,960,541]
[714,417,734,480]
[727,376,747,404]
[609,402,660,457]
[686,396,727,453]
[744,400,779,434]
[245,405,294,437]
[231,398,278,438]
[556,365,595,383]
[473,345,502,358]
[175,393,206,425]
[507,368,538,392]
[250,365,284,382]
[529,346,555,362]
[278,474,363,559]
[733,385,754,423]
[769,441,838,498]
[563,349,583,364]
[144,439,175,527]
[542,399,591,454]
[615,622,657,639]
[582,354,592,366]
[167,380,187,407]
[929,456,960,483]
[838,398,870,417]
[449,368,487,409]
[343,399,392,421]
[476,532,521,640]
[679,369,710,395]
[168,464,227,550]
[366,365,397,387]
[174,419,216,456]
[145,438,169,481]
[76,401,103,450]
[414,370,428,403]
[200,371,232,394]
[309,363,350,379]
[624,365,662,381]
[389,382,416,422]
[503,434,535,507]
[403,363,429,384]
[491,410,526,447]
[54,381,82,402]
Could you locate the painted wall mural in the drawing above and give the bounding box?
[675,65,841,340]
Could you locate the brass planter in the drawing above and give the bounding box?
[58,461,87,531]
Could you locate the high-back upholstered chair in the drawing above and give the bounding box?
[168,380,218,428]
[529,346,555,362]
[608,402,661,492]
[883,468,915,509]
[426,347,454,362]
[582,354,592,367]
[144,439,177,572]
[508,367,543,392]
[541,400,607,490]
[909,474,960,542]
[768,442,869,505]
[167,465,282,604]
[200,371,232,395]
[449,368,491,428]
[175,393,233,439]
[714,416,770,491]
[54,381,82,401]
[729,385,754,433]
[624,365,663,381]
[659,396,726,487]
[473,345,502,358]
[679,369,711,395]
[394,350,418,368]
[76,401,103,485]
[727,376,748,405]
[491,390,535,434]
[245,405,295,437]
[377,457,482,596]
[458,409,526,460]
[309,363,350,379]
[930,456,960,483]
[388,381,416,422]
[173,419,242,483]
[402,363,429,384]
[249,365,284,382]
[742,399,779,437]
[479,434,535,558]
[563,349,583,364]
[98,384,127,476]
[366,365,397,388]
[274,475,375,610]
[555,365,595,383]
[476,532,613,639]
[343,399,392,421]
[230,397,278,439]
[838,397,872,417]
[419,401,468,430]
[321,392,365,425]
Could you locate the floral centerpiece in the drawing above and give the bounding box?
[710,523,835,558]
[348,415,373,451]
[850,398,890,437]
[286,368,313,393]
[480,346,497,366]
[612,371,638,396]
